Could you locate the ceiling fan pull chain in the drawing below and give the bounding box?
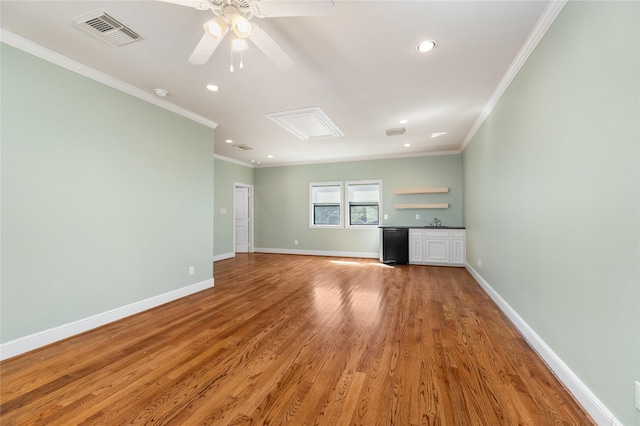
[229,33,234,73]
[240,44,244,70]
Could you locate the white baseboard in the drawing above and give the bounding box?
[0,278,214,361]
[465,264,620,426]
[254,247,379,259]
[213,252,235,262]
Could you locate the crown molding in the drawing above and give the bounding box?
[0,29,218,130]
[214,154,255,168]
[256,149,462,168]
[460,0,568,151]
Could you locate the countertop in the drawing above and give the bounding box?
[379,225,466,229]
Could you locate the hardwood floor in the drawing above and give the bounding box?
[1,253,593,425]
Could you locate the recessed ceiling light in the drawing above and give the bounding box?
[225,139,233,143]
[416,40,437,53]
[399,119,408,124]
[431,132,447,138]
[206,84,220,92]
[404,143,411,147]
[154,88,168,97]
[267,155,274,159]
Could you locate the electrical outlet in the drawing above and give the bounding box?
[477,258,482,268]
[635,381,640,411]
[189,266,195,276]
[294,240,299,246]
[416,214,420,220]
[383,214,389,220]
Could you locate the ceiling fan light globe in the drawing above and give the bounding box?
[231,14,252,39]
[204,17,227,40]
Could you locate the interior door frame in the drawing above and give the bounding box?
[233,182,254,254]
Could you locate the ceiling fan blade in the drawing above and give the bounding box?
[253,0,334,17]
[157,0,211,10]
[249,25,295,69]
[188,31,225,65]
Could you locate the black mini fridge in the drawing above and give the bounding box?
[382,228,409,265]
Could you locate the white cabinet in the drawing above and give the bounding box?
[450,230,466,265]
[409,230,423,263]
[423,229,450,264]
[409,228,466,267]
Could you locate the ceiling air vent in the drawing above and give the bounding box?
[385,127,406,136]
[73,10,143,46]
[233,144,253,151]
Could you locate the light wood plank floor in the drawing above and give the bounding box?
[1,253,593,425]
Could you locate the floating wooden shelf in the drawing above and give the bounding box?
[395,188,449,194]
[395,203,449,209]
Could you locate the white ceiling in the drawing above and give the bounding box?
[1,0,552,167]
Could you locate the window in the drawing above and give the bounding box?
[310,180,382,229]
[346,180,381,228]
[310,182,343,227]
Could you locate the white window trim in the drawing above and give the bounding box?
[309,181,343,228]
[345,180,382,229]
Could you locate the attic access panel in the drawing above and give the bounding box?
[265,107,344,141]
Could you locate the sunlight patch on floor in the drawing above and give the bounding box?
[329,260,395,268]
[329,260,362,266]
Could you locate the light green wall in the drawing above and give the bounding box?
[4,2,636,419]
[462,2,639,424]
[1,44,215,343]
[213,157,254,256]
[254,155,462,254]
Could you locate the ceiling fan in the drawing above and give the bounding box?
[159,0,334,70]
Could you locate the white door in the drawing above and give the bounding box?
[235,186,250,253]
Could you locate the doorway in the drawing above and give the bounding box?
[234,183,254,254]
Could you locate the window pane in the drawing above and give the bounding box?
[314,205,341,225]
[350,205,379,225]
[312,186,341,204]
[348,184,379,203]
